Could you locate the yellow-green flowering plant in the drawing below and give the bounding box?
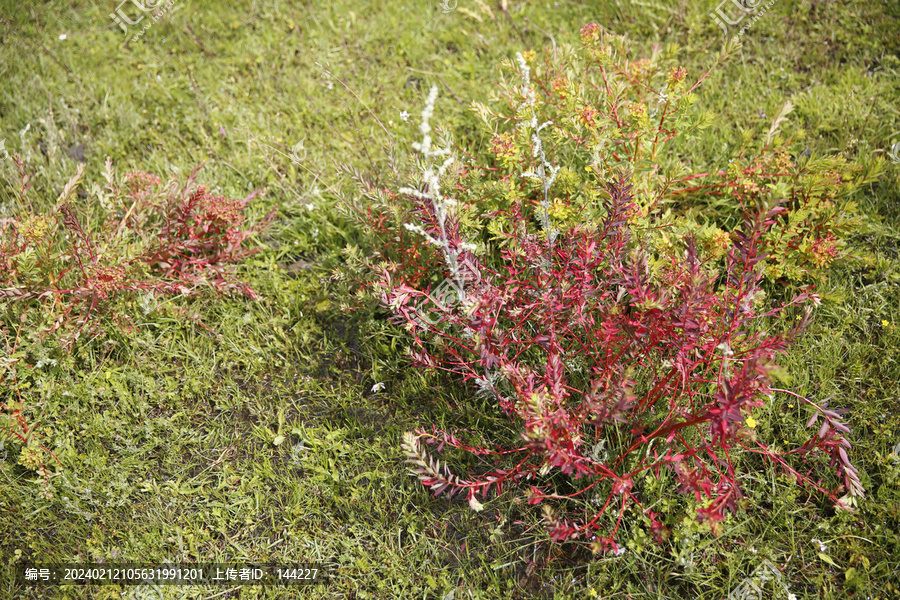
[443,25,883,285]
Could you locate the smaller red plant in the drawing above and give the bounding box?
[1,157,274,487]
[0,155,274,348]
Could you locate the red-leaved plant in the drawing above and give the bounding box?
[2,155,273,493]
[375,80,864,553]
[1,155,273,348]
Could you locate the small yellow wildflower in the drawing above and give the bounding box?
[745,416,757,429]
[882,320,890,327]
[666,66,688,86]
[489,133,518,167]
[626,101,648,124]
[18,214,51,243]
[17,444,44,471]
[588,589,598,597]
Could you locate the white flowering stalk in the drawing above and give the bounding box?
[399,87,511,410]
[516,52,561,253]
[400,85,471,302]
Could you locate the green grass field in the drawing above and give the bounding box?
[1,0,899,598]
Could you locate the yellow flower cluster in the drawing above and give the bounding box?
[580,23,601,46]
[666,66,688,86]
[18,214,51,243]
[628,58,653,80]
[489,133,518,167]
[17,444,44,471]
[703,228,732,260]
[552,76,570,100]
[732,177,760,195]
[626,102,649,128]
